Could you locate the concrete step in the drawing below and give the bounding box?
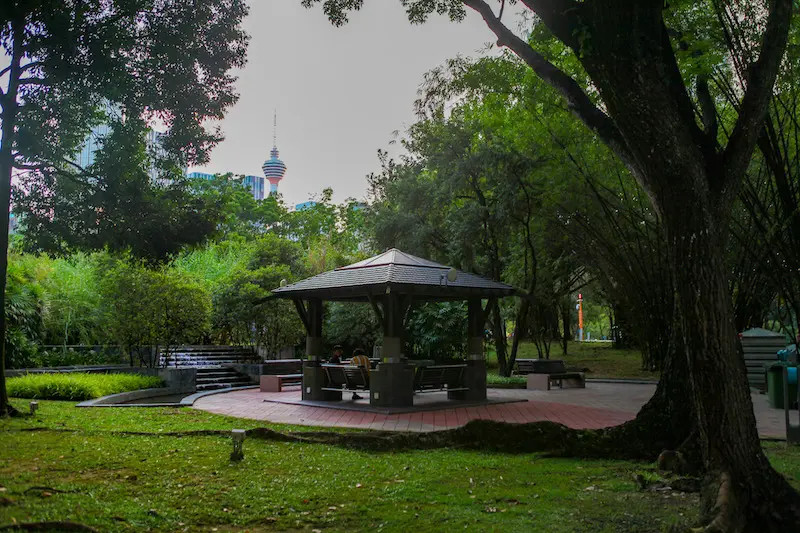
[196,381,253,391]
[196,375,245,384]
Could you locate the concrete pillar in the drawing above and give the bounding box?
[381,336,403,363]
[451,298,487,401]
[370,362,414,407]
[302,299,337,401]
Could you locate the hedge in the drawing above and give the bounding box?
[7,372,164,401]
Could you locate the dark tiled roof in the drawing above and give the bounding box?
[271,248,515,301]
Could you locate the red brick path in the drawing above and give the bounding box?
[192,383,788,438]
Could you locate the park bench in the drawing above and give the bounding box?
[260,373,303,392]
[322,365,370,393]
[413,364,468,393]
[261,359,302,375]
[517,359,585,391]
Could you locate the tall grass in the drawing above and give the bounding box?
[7,372,164,401]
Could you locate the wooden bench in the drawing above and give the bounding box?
[518,359,585,391]
[260,373,303,392]
[322,365,370,393]
[413,364,468,393]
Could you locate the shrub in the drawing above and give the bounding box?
[32,347,123,368]
[7,372,164,401]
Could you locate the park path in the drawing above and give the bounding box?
[192,383,788,438]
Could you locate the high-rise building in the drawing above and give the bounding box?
[187,171,215,181]
[72,107,174,182]
[187,171,266,201]
[243,175,266,200]
[262,112,287,195]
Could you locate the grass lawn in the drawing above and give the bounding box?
[488,342,657,382]
[2,400,799,532]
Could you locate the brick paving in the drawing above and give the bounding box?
[192,382,788,438]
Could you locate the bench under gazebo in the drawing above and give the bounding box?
[271,249,516,408]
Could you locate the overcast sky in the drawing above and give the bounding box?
[189,2,499,206]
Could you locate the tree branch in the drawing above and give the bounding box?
[720,0,793,198]
[696,75,718,148]
[461,0,638,176]
[18,77,48,86]
[519,0,581,50]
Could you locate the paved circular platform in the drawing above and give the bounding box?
[192,382,786,437]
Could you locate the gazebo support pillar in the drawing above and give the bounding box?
[450,298,487,401]
[300,299,340,401]
[371,293,414,407]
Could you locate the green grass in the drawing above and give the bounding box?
[487,342,656,381]
[486,373,526,386]
[7,373,164,401]
[2,400,798,532]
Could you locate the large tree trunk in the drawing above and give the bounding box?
[0,23,21,417]
[665,198,800,530]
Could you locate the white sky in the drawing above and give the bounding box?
[189,1,499,206]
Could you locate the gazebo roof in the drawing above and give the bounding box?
[271,248,516,301]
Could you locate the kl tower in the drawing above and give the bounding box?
[262,111,287,195]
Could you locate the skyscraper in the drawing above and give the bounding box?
[262,112,287,195]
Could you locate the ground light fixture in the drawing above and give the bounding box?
[231,429,246,461]
[29,401,38,415]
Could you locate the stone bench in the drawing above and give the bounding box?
[260,374,303,392]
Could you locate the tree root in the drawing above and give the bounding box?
[0,405,22,418]
[23,487,74,495]
[0,522,99,532]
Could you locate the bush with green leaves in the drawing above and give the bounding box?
[324,302,381,356]
[406,302,467,359]
[5,254,46,368]
[99,258,212,366]
[7,372,163,401]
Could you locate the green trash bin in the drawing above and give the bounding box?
[765,362,798,409]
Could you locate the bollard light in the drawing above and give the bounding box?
[231,429,246,461]
[29,401,38,415]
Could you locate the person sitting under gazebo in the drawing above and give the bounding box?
[329,345,343,365]
[350,348,370,400]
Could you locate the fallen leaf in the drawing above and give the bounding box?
[355,483,362,488]
[328,506,338,511]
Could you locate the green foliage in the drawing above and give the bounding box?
[6,373,163,401]
[39,254,104,346]
[4,255,46,368]
[406,302,467,359]
[325,302,381,355]
[99,258,211,365]
[31,347,123,368]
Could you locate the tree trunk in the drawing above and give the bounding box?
[665,200,800,530]
[491,300,508,376]
[561,302,570,355]
[0,24,22,417]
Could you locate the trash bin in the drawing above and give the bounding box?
[765,362,798,409]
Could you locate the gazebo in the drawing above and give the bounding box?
[271,249,516,408]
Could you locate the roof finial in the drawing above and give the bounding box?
[273,109,277,147]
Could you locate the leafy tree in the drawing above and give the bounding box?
[99,258,211,368]
[325,302,382,356]
[306,0,800,525]
[190,174,287,237]
[14,121,229,262]
[39,254,105,347]
[0,0,248,414]
[4,254,44,368]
